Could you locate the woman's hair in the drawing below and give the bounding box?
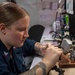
[0,2,29,27]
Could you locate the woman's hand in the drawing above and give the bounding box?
[34,42,48,56]
[42,43,63,68]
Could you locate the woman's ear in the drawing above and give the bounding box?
[0,23,6,35]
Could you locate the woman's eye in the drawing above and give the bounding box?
[19,29,24,31]
[20,29,26,32]
[18,28,26,31]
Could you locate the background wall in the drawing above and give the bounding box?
[16,0,62,28]
[0,0,6,2]
[0,0,64,28]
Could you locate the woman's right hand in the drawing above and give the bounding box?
[42,43,63,69]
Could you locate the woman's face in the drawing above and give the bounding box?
[4,16,30,48]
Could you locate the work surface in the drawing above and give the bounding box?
[50,67,75,75]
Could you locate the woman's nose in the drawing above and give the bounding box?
[24,31,29,38]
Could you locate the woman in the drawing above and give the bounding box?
[0,2,63,75]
